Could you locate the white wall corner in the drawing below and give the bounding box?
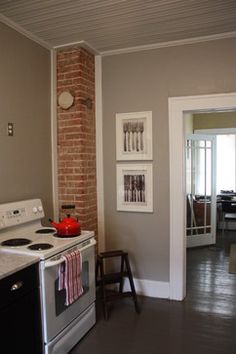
[95,55,105,252]
[50,49,59,220]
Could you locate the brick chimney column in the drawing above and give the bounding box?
[56,47,97,235]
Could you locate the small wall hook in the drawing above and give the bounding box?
[81,97,93,109]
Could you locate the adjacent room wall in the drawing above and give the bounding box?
[102,37,236,288]
[184,113,193,135]
[193,112,236,130]
[0,23,53,219]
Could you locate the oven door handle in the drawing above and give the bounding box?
[44,238,96,269]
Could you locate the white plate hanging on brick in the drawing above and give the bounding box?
[58,91,74,109]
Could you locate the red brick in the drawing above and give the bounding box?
[57,47,97,237]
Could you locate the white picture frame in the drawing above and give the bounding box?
[116,163,153,212]
[116,111,153,160]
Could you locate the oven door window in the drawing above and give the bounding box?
[55,260,89,316]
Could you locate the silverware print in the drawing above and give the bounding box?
[123,121,144,152]
[124,174,145,203]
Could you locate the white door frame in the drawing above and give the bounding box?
[168,92,236,301]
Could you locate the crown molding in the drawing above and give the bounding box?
[0,13,52,50]
[101,31,236,56]
[53,40,100,55]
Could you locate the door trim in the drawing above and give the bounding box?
[168,92,236,301]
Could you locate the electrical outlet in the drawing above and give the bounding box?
[7,123,14,136]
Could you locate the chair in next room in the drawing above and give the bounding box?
[221,201,236,237]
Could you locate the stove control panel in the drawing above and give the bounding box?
[0,199,45,230]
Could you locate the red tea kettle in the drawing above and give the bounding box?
[49,205,81,237]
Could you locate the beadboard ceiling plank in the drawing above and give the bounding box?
[0,0,235,51]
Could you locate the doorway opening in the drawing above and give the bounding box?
[168,93,236,301]
[184,114,236,310]
[186,118,236,248]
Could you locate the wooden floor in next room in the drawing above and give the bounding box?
[70,232,236,354]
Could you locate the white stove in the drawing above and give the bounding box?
[0,199,94,259]
[0,199,96,354]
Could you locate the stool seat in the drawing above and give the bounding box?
[99,250,125,258]
[96,250,140,319]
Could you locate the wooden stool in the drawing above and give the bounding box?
[96,250,140,319]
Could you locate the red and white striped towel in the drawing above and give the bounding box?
[58,250,83,306]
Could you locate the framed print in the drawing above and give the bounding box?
[116,111,153,160]
[117,163,153,212]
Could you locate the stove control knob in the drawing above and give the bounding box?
[38,206,43,213]
[32,207,38,214]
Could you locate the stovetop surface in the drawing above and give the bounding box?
[0,227,94,260]
[0,199,94,260]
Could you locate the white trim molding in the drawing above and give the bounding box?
[53,40,100,55]
[50,49,59,221]
[168,92,236,301]
[101,31,236,56]
[195,128,236,135]
[95,55,105,252]
[123,278,170,299]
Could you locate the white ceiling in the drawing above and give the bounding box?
[0,0,236,54]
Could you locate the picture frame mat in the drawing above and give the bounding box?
[116,163,153,212]
[116,111,153,161]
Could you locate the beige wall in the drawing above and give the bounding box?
[193,112,236,130]
[0,23,53,220]
[102,38,236,282]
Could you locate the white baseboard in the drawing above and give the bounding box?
[123,277,170,299]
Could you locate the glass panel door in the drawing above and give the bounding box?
[186,135,216,247]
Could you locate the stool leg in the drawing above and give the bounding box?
[99,258,109,320]
[124,254,140,313]
[95,258,99,286]
[119,255,125,293]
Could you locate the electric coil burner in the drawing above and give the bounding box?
[28,243,53,251]
[1,238,31,247]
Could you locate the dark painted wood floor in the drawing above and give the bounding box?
[70,232,236,354]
